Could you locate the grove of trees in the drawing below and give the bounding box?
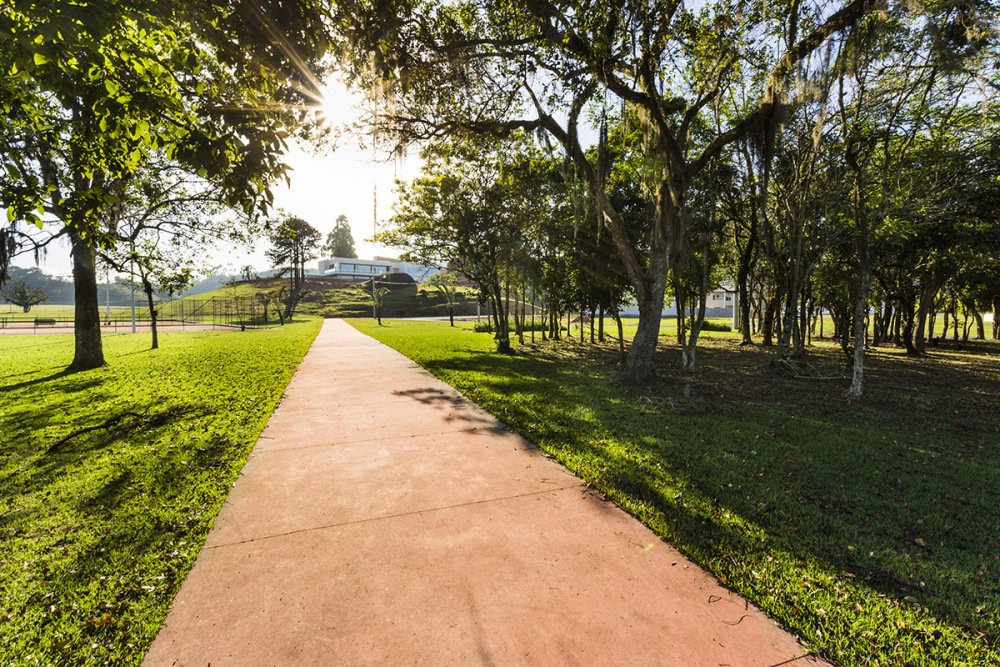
[341,0,1000,396]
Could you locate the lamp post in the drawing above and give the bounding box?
[130,243,136,334]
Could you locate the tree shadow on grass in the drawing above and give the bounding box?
[0,417,251,663]
[415,342,999,650]
[0,368,85,393]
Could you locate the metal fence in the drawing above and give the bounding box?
[0,297,286,332]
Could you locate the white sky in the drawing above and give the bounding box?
[14,78,420,279]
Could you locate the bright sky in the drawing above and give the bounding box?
[14,78,419,279]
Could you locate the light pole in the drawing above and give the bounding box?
[104,265,111,325]
[130,244,136,334]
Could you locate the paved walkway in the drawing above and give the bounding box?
[144,319,825,666]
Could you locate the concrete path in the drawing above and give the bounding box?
[144,319,825,666]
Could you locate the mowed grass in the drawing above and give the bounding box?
[0,319,322,665]
[349,318,999,666]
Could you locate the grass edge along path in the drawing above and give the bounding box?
[0,319,322,665]
[348,318,998,667]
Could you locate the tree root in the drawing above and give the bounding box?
[774,357,848,381]
[46,404,208,454]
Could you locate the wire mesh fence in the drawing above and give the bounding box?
[0,297,286,332]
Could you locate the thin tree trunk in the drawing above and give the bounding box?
[901,300,917,355]
[993,296,1000,339]
[493,284,511,354]
[848,264,871,398]
[531,289,536,343]
[142,274,158,350]
[914,283,936,355]
[612,310,626,363]
[951,296,959,343]
[973,308,985,340]
[762,292,777,346]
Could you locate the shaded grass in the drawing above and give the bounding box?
[350,318,999,666]
[0,320,322,665]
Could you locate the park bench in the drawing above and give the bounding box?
[34,318,57,326]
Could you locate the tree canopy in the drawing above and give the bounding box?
[0,0,334,368]
[339,0,999,393]
[323,214,357,258]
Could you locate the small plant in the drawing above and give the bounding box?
[698,320,732,332]
[473,321,493,333]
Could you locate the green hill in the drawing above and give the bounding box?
[181,276,480,319]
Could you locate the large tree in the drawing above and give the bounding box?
[1,279,47,313]
[334,0,883,381]
[267,215,321,317]
[323,214,358,258]
[0,0,333,369]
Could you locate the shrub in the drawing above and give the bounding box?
[698,320,732,332]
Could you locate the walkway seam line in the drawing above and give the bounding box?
[207,483,584,550]
[250,426,513,453]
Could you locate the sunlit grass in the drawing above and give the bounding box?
[0,319,322,665]
[350,318,999,666]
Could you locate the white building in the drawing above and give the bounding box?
[618,283,736,318]
[318,256,440,282]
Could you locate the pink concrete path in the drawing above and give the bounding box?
[144,319,826,666]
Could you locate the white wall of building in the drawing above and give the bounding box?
[318,256,440,282]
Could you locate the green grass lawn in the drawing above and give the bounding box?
[0,319,322,665]
[349,318,999,666]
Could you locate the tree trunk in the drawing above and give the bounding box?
[901,300,917,355]
[598,304,605,342]
[738,274,753,345]
[612,310,626,363]
[69,236,106,371]
[973,308,984,340]
[620,273,667,383]
[492,284,511,354]
[762,292,778,346]
[142,274,159,350]
[848,265,871,398]
[951,296,959,343]
[913,283,936,355]
[993,296,1000,339]
[530,290,536,343]
[683,282,708,371]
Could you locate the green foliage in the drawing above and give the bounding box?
[0,320,321,665]
[323,214,357,258]
[1,277,48,312]
[0,0,333,368]
[350,319,999,666]
[697,319,732,332]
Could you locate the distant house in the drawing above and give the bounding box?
[318,256,440,282]
[618,283,736,318]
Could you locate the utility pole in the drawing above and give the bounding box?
[105,267,111,325]
[130,249,136,334]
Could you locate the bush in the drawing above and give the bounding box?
[698,320,732,332]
